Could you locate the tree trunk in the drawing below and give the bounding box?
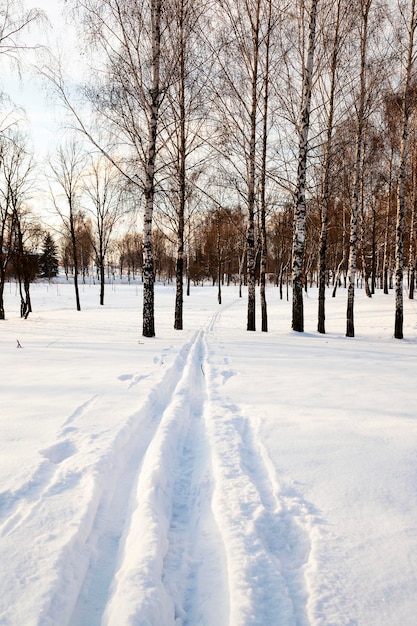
[70,213,81,312]
[217,213,222,305]
[382,152,393,294]
[174,0,186,331]
[395,0,416,338]
[346,0,371,337]
[100,261,105,306]
[371,206,376,294]
[246,0,261,332]
[259,0,272,333]
[292,0,318,333]
[408,132,417,299]
[360,206,372,298]
[0,283,4,320]
[143,0,162,338]
[318,0,342,333]
[238,246,246,298]
[23,279,32,319]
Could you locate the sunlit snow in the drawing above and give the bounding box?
[1,280,417,625]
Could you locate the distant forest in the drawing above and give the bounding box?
[1,0,417,338]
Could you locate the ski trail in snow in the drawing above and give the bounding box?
[0,335,198,626]
[6,294,312,625]
[161,332,229,626]
[101,328,229,626]
[87,298,311,626]
[203,331,312,626]
[64,334,203,626]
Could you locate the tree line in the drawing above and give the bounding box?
[1,0,417,339]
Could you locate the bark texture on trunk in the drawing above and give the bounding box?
[318,0,342,333]
[174,0,186,331]
[292,0,318,333]
[346,0,371,337]
[143,0,162,338]
[246,0,261,332]
[260,0,272,333]
[395,0,416,339]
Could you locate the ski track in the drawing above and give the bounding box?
[202,327,313,625]
[160,330,229,626]
[0,337,199,626]
[1,302,313,625]
[100,328,224,625]
[65,335,204,626]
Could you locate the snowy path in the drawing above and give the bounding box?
[3,304,312,626]
[4,283,416,625]
[100,328,223,625]
[67,329,222,626]
[202,330,311,626]
[1,331,211,626]
[94,312,312,625]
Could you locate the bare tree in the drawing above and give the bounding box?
[408,124,417,299]
[12,205,40,319]
[394,0,417,338]
[211,0,279,331]
[259,0,273,332]
[316,0,350,333]
[161,0,212,330]
[0,131,34,318]
[0,145,14,319]
[0,0,44,64]
[83,156,126,305]
[345,0,372,337]
[46,0,174,336]
[48,141,87,311]
[292,0,319,333]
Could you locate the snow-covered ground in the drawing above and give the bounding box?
[1,279,417,626]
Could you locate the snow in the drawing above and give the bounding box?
[1,279,417,625]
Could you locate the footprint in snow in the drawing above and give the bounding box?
[118,374,133,382]
[221,369,236,385]
[39,440,77,464]
[118,373,149,388]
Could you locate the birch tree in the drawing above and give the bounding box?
[0,131,33,318]
[161,0,211,330]
[0,140,15,320]
[316,0,348,333]
[83,157,125,306]
[48,142,87,312]
[408,126,417,299]
[394,0,417,338]
[259,0,273,332]
[48,0,171,337]
[292,0,319,332]
[211,0,278,331]
[346,0,371,337]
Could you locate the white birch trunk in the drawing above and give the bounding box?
[143,0,162,338]
[292,0,319,333]
[346,0,371,337]
[318,0,342,333]
[246,0,261,332]
[395,0,417,338]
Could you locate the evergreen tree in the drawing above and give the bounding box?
[39,233,59,280]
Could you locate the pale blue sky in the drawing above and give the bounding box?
[2,0,77,157]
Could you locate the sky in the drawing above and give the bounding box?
[1,0,78,158]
